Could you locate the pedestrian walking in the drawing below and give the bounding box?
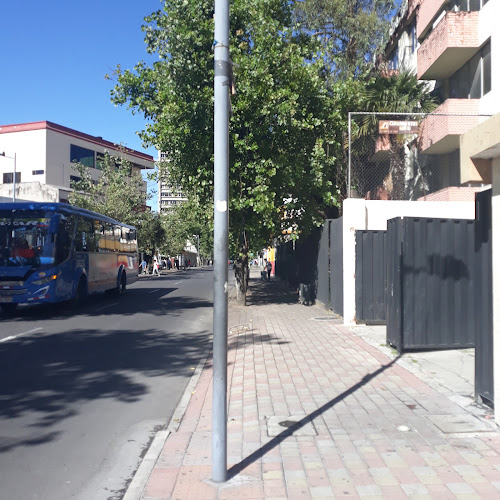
[175,258,179,270]
[140,259,148,274]
[152,255,161,276]
[265,259,272,280]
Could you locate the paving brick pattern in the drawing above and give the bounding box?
[141,271,500,499]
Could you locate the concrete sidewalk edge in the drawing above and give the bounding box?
[123,343,213,500]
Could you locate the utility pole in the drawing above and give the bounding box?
[212,0,230,484]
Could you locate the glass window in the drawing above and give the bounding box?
[75,217,96,252]
[3,172,21,184]
[32,170,44,175]
[71,144,95,168]
[70,175,81,183]
[483,42,491,95]
[469,52,482,98]
[55,214,75,264]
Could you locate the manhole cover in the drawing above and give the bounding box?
[266,416,317,437]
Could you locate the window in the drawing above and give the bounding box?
[32,170,44,175]
[71,144,95,168]
[449,41,491,98]
[409,20,417,53]
[388,49,399,70]
[448,0,488,11]
[96,152,105,170]
[75,217,96,252]
[3,172,21,184]
[70,175,81,183]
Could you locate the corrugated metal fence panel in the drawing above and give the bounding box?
[403,218,476,349]
[386,218,403,348]
[330,218,343,315]
[316,221,330,306]
[474,189,493,404]
[387,217,477,351]
[355,230,387,323]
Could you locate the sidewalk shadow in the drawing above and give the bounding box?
[227,354,401,480]
[245,276,298,306]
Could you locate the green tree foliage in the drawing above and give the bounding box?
[294,0,395,79]
[68,153,165,254]
[159,197,213,259]
[354,70,437,199]
[109,0,349,299]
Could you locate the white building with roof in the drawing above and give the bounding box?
[0,121,154,203]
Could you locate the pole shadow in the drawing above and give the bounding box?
[227,354,401,480]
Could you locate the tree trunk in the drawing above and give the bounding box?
[233,237,249,306]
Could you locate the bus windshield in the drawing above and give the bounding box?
[0,209,59,269]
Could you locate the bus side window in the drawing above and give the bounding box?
[75,217,95,252]
[95,222,103,252]
[129,229,138,252]
[114,225,122,252]
[55,214,75,264]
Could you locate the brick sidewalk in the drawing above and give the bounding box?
[140,272,500,499]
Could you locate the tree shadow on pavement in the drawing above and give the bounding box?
[244,276,298,306]
[227,354,402,480]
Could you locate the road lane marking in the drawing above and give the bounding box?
[174,281,182,285]
[148,289,160,294]
[96,302,119,311]
[1,327,43,343]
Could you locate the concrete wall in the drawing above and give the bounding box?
[0,182,65,203]
[342,198,476,325]
[0,129,47,184]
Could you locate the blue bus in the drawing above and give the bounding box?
[0,202,139,314]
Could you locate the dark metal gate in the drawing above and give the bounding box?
[387,217,476,352]
[330,218,343,316]
[355,230,387,323]
[316,221,330,306]
[474,189,493,405]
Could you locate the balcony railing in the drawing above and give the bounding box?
[417,11,479,80]
[418,100,480,154]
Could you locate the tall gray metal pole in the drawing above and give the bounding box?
[212,0,230,484]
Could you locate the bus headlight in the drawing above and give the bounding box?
[32,273,59,285]
[33,286,50,297]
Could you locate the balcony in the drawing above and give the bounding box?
[418,12,479,80]
[416,0,447,39]
[419,99,480,154]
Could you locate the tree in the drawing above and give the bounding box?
[159,196,213,260]
[294,0,395,79]
[356,69,437,199]
[69,153,165,254]
[109,0,346,303]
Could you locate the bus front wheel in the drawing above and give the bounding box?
[1,303,18,315]
[117,272,126,295]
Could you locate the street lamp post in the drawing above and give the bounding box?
[0,152,17,202]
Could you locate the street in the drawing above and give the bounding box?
[0,267,214,500]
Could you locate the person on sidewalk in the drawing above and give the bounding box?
[140,259,148,275]
[265,259,272,280]
[152,255,161,276]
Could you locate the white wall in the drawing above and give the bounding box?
[0,129,47,185]
[342,198,476,325]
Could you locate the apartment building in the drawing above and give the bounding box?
[383,0,498,191]
[381,0,500,423]
[157,151,188,213]
[0,121,154,203]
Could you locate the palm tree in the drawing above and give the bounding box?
[355,69,437,200]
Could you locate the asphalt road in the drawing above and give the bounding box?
[0,267,214,500]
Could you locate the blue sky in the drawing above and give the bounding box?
[1,0,162,208]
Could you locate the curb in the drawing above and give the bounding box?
[122,343,212,500]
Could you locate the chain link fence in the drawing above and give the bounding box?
[347,112,492,201]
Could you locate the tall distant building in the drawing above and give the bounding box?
[157,151,188,213]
